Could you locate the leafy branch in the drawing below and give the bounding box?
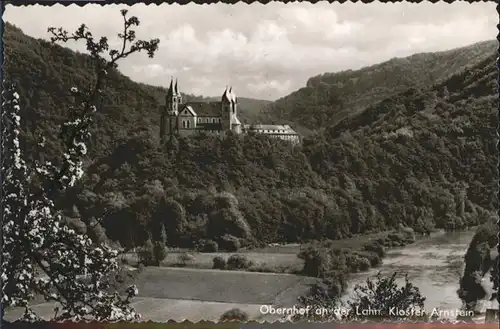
[2,10,159,321]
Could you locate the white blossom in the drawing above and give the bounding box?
[1,83,140,321]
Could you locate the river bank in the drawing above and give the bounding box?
[341,229,498,319]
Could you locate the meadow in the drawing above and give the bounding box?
[4,267,318,322]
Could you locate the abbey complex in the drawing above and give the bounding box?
[159,79,301,145]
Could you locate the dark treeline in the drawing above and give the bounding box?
[4,23,497,253]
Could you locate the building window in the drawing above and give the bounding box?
[218,118,221,123]
[182,120,186,128]
[187,121,191,128]
[212,118,216,123]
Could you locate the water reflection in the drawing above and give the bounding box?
[342,230,486,312]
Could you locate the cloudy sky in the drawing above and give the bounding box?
[4,2,496,100]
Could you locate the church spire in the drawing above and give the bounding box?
[229,86,236,103]
[174,78,179,95]
[222,85,231,103]
[167,77,174,98]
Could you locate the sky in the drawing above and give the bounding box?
[4,1,497,101]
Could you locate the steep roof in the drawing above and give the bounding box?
[179,106,197,117]
[166,78,174,98]
[182,102,221,117]
[229,87,236,103]
[221,87,232,103]
[174,79,179,95]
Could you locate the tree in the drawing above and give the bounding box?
[293,278,345,322]
[294,271,425,322]
[458,222,498,311]
[137,239,155,267]
[347,272,426,320]
[1,10,159,321]
[152,223,167,265]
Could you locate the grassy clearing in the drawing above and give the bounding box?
[120,231,395,274]
[130,266,313,304]
[121,251,303,274]
[4,266,317,322]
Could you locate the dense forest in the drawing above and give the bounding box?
[261,40,497,134]
[4,23,497,252]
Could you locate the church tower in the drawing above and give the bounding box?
[229,87,241,134]
[160,78,181,143]
[221,86,232,131]
[174,78,183,106]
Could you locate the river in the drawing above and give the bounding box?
[242,229,498,329]
[341,229,497,316]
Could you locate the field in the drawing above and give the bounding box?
[120,248,304,274]
[5,232,397,323]
[131,267,316,304]
[4,267,318,322]
[121,231,394,273]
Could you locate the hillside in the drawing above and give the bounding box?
[262,40,497,133]
[2,22,268,161]
[73,52,496,250]
[4,22,497,251]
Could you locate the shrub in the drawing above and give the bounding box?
[153,242,167,264]
[347,272,426,320]
[358,257,371,271]
[294,277,344,321]
[398,224,416,242]
[219,234,241,252]
[219,308,249,322]
[198,239,219,252]
[213,256,227,270]
[356,251,381,267]
[226,254,252,270]
[362,241,386,257]
[298,246,335,278]
[137,239,155,266]
[387,233,402,243]
[177,252,195,266]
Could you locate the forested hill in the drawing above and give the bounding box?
[2,22,268,160]
[261,40,497,133]
[74,51,496,249]
[302,52,497,232]
[4,21,497,250]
